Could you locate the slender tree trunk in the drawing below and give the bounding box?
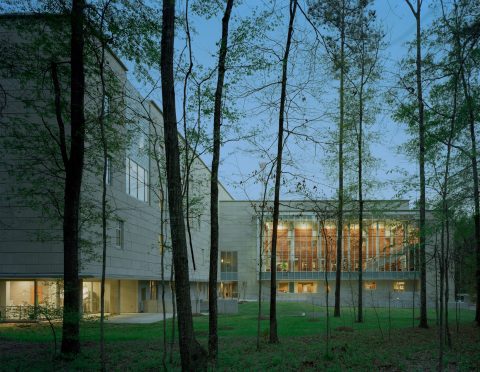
[435,247,439,326]
[439,224,445,371]
[460,70,480,326]
[209,0,234,362]
[269,0,297,344]
[182,0,197,272]
[160,221,167,371]
[357,70,364,324]
[406,0,428,328]
[257,165,274,350]
[61,0,86,355]
[160,1,207,369]
[169,260,176,364]
[334,2,346,318]
[256,202,265,351]
[320,221,331,357]
[416,2,428,330]
[97,9,109,369]
[445,219,452,346]
[151,129,168,370]
[442,73,458,348]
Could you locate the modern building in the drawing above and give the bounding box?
[219,200,444,307]
[0,14,447,320]
[0,14,232,319]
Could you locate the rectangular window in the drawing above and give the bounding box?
[103,95,111,116]
[365,281,377,290]
[220,251,238,273]
[105,156,112,185]
[393,281,405,292]
[115,220,124,249]
[278,282,289,293]
[126,157,149,202]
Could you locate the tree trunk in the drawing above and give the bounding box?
[334,1,346,318]
[98,17,108,371]
[460,70,480,326]
[269,0,297,344]
[209,0,234,362]
[439,224,445,371]
[357,68,364,324]
[61,0,86,355]
[151,127,168,369]
[257,165,274,351]
[416,2,428,330]
[442,71,458,348]
[406,0,428,328]
[160,1,207,369]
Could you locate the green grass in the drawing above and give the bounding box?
[0,302,478,371]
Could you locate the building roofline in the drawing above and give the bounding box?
[2,12,235,200]
[220,199,410,203]
[0,12,129,72]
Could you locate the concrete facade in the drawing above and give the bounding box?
[0,15,232,318]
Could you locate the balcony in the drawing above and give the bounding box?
[220,272,238,281]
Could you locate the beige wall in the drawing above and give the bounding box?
[120,280,138,313]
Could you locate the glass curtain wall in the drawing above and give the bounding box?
[262,216,419,273]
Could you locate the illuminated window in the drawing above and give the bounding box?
[278,282,289,293]
[365,281,377,290]
[297,282,315,293]
[221,251,238,273]
[393,281,405,292]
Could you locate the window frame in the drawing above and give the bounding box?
[126,157,149,202]
[115,220,124,249]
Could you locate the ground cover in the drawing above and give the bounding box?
[0,302,478,371]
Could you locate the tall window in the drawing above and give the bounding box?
[126,157,149,202]
[103,94,111,116]
[149,281,157,300]
[220,251,238,273]
[105,156,112,185]
[115,220,124,249]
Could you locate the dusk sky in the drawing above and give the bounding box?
[127,0,441,204]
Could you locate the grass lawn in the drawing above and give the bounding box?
[0,301,478,371]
